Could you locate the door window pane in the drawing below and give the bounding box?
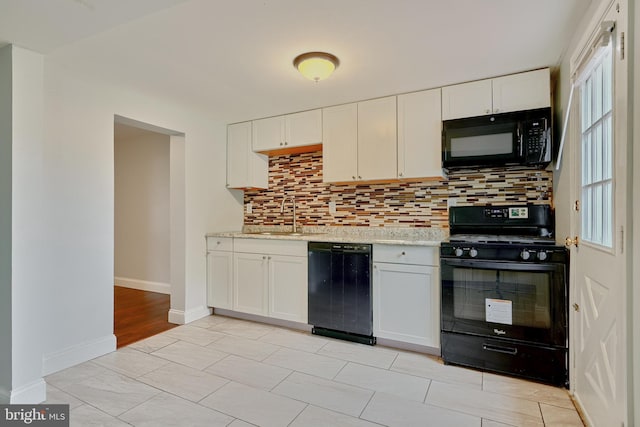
[579,41,613,248]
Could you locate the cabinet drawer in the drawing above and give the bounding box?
[373,244,438,266]
[207,236,233,251]
[234,238,307,256]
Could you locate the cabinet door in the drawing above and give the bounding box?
[268,255,308,323]
[233,253,268,315]
[285,109,322,148]
[397,89,444,179]
[207,250,233,309]
[441,79,492,120]
[373,262,440,348]
[227,122,268,189]
[357,96,397,181]
[252,116,284,152]
[492,68,550,114]
[322,103,358,183]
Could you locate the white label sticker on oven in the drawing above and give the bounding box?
[485,298,513,325]
[508,207,528,219]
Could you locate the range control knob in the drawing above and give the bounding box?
[469,248,478,258]
[520,250,531,260]
[454,248,464,257]
[537,251,548,261]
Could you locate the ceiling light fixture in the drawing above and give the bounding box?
[293,52,339,82]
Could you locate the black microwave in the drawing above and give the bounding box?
[442,107,552,169]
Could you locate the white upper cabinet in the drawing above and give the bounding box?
[286,110,322,147]
[441,79,492,121]
[357,96,397,181]
[442,68,551,120]
[322,103,358,182]
[322,97,397,183]
[227,122,268,189]
[492,68,551,114]
[252,109,322,153]
[397,88,444,179]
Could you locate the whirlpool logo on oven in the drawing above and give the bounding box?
[493,329,507,336]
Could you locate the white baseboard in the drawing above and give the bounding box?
[213,308,311,332]
[9,378,46,404]
[168,306,212,325]
[375,337,440,356]
[114,277,171,295]
[42,334,117,376]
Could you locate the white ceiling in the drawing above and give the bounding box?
[0,0,590,124]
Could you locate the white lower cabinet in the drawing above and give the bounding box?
[268,255,308,322]
[373,245,440,348]
[233,252,269,315]
[232,239,308,323]
[206,237,234,309]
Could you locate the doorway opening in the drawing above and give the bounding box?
[113,115,185,347]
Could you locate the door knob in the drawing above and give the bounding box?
[565,236,579,248]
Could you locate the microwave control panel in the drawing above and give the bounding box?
[523,118,551,164]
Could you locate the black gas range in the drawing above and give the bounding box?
[440,205,569,387]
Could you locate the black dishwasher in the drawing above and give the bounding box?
[308,242,375,345]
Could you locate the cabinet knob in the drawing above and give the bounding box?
[352,176,356,180]
[399,172,404,177]
[216,241,221,245]
[494,108,500,113]
[284,142,288,146]
[485,109,491,114]
[358,176,362,179]
[401,251,406,256]
[279,142,283,146]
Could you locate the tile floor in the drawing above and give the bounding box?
[45,315,584,426]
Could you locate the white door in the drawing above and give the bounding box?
[570,4,628,425]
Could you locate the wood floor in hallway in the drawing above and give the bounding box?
[114,285,177,348]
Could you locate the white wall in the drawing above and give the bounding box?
[2,45,48,403]
[114,128,171,287]
[0,45,13,403]
[36,56,242,374]
[0,46,245,401]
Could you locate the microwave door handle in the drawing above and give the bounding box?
[518,125,524,158]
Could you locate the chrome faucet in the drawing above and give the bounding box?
[280,195,297,233]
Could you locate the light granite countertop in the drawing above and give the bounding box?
[206,226,447,247]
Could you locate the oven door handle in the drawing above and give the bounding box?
[441,258,564,273]
[483,343,518,355]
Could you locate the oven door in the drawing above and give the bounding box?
[441,258,567,347]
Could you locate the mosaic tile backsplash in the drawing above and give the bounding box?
[243,151,552,228]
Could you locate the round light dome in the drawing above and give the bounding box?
[293,52,339,82]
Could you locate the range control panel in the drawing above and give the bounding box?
[483,207,529,219]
